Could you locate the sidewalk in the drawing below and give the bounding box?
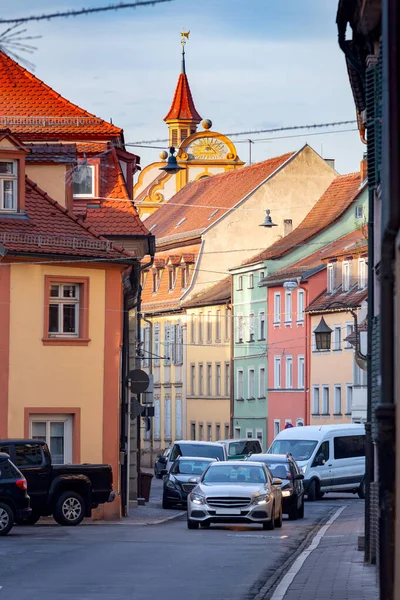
[127,469,185,525]
[271,502,379,600]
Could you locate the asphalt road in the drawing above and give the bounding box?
[0,481,364,600]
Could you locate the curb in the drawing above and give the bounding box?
[244,506,345,600]
[32,510,185,527]
[126,511,186,526]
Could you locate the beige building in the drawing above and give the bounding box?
[306,232,368,425]
[182,278,231,442]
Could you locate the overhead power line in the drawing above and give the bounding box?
[0,0,174,25]
[129,120,358,146]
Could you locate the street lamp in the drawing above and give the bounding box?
[259,209,277,227]
[313,301,367,362]
[159,147,183,174]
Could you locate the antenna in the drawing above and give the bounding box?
[0,24,41,70]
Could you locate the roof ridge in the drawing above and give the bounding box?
[25,175,131,257]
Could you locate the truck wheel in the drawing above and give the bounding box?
[15,511,41,526]
[53,491,85,526]
[0,502,14,536]
[307,480,317,501]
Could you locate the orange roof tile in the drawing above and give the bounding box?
[164,72,201,122]
[0,52,121,140]
[0,177,132,261]
[145,152,295,243]
[242,173,364,266]
[183,276,231,308]
[141,244,200,312]
[306,286,368,313]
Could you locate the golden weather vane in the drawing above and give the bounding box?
[180,30,190,74]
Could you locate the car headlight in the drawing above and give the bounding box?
[282,490,292,497]
[166,479,176,489]
[190,492,206,505]
[252,493,270,505]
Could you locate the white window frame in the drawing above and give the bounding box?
[175,398,182,440]
[346,384,353,415]
[248,274,254,289]
[274,419,280,438]
[334,385,342,415]
[334,325,342,351]
[237,369,244,400]
[154,399,160,439]
[164,396,171,440]
[249,313,255,342]
[206,363,212,396]
[345,322,354,349]
[246,428,253,439]
[259,366,266,398]
[237,275,243,291]
[248,367,255,399]
[355,205,364,219]
[0,159,18,211]
[342,261,350,291]
[190,313,196,344]
[259,271,265,283]
[48,283,80,338]
[72,163,95,198]
[327,263,335,293]
[234,426,241,439]
[297,289,305,323]
[358,258,367,289]
[216,363,221,396]
[285,356,293,388]
[322,386,330,415]
[312,386,320,414]
[274,356,281,389]
[259,311,266,340]
[225,362,230,396]
[30,414,72,464]
[190,364,196,396]
[274,292,281,324]
[298,355,305,389]
[198,364,204,395]
[285,291,292,324]
[237,313,244,343]
[256,428,263,449]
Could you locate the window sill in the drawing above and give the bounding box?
[248,397,256,401]
[333,349,342,353]
[284,322,292,327]
[235,398,244,402]
[273,322,281,327]
[320,412,330,416]
[258,396,266,400]
[311,413,320,416]
[296,320,304,326]
[42,337,91,346]
[333,413,343,416]
[258,337,266,341]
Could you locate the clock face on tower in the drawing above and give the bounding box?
[186,137,230,160]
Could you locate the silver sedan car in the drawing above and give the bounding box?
[187,461,283,530]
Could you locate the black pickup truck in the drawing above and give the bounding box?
[0,439,115,526]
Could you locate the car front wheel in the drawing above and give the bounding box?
[275,504,283,528]
[53,491,85,526]
[264,504,275,530]
[0,503,14,536]
[298,498,305,519]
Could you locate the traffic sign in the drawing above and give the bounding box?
[128,369,150,393]
[131,397,145,420]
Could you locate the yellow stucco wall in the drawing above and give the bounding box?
[310,312,355,425]
[185,304,231,441]
[26,164,68,207]
[8,264,106,463]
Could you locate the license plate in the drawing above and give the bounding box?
[215,508,241,515]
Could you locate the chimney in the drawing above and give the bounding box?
[324,158,335,170]
[360,153,368,182]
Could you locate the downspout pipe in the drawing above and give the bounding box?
[377,0,400,597]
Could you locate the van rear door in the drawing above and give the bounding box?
[330,434,365,491]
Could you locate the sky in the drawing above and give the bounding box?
[1,0,364,174]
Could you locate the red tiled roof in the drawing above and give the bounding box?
[0,52,121,140]
[242,173,364,266]
[306,285,368,313]
[183,276,231,308]
[164,73,201,122]
[145,152,295,243]
[141,244,200,312]
[25,143,77,164]
[0,177,132,261]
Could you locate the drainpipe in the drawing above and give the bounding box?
[377,1,400,596]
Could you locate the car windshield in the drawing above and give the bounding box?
[170,444,225,461]
[228,441,248,456]
[257,460,291,480]
[171,459,212,475]
[268,440,318,461]
[202,464,267,484]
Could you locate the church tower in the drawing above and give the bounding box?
[164,32,202,147]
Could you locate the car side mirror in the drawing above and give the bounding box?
[158,456,167,464]
[188,477,200,484]
[272,478,283,486]
[294,474,304,481]
[161,469,168,476]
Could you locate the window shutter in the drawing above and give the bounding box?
[154,325,160,366]
[366,51,382,190]
[165,396,171,438]
[177,325,183,365]
[175,398,182,439]
[171,324,176,365]
[164,325,171,365]
[154,399,160,439]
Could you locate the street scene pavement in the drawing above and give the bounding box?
[0,477,377,600]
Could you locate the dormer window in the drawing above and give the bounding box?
[342,261,351,292]
[0,160,17,211]
[168,268,176,291]
[327,263,336,294]
[152,270,159,293]
[73,164,94,197]
[181,265,189,289]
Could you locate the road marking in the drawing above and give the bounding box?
[270,506,346,600]
[228,534,289,539]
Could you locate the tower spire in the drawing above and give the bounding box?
[164,31,201,147]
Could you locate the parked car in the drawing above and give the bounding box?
[246,453,304,519]
[162,457,215,508]
[267,424,366,501]
[0,452,31,535]
[166,441,227,472]
[187,461,283,530]
[154,448,171,479]
[219,438,263,460]
[0,439,115,526]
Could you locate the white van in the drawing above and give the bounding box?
[267,424,365,500]
[166,441,227,473]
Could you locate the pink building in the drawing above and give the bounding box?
[266,259,326,442]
